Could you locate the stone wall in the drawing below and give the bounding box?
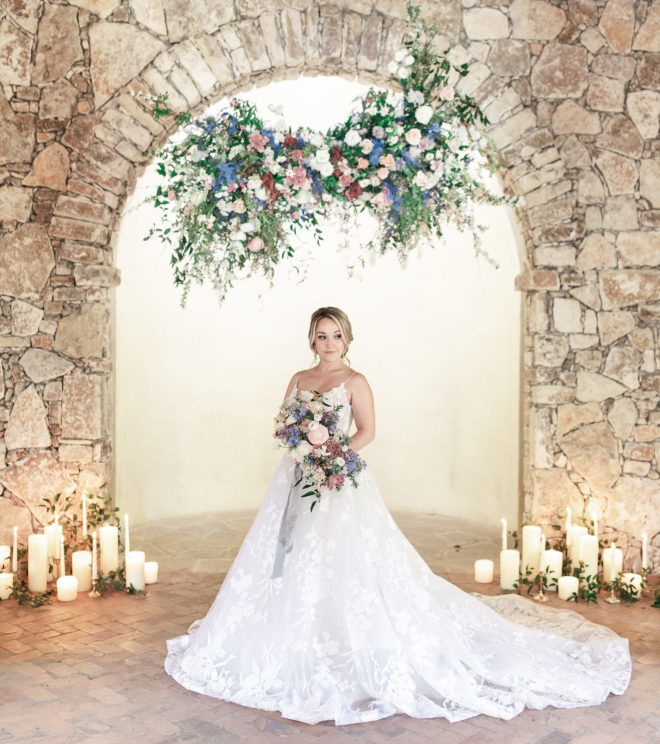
[0,0,658,569]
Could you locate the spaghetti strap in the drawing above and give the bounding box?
[343,370,358,385]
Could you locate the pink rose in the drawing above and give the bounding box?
[249,131,269,152]
[377,167,389,180]
[308,424,329,446]
[439,86,454,101]
[247,236,264,252]
[405,128,422,146]
[339,173,353,188]
[361,139,373,154]
[357,157,369,169]
[379,153,395,168]
[167,189,176,201]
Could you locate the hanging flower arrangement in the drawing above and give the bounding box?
[144,3,512,304]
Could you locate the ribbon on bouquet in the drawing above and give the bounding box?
[271,464,300,579]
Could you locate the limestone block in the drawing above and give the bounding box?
[101,108,152,151]
[569,334,599,349]
[19,349,74,383]
[640,159,660,208]
[530,43,588,99]
[49,217,109,245]
[531,467,582,524]
[559,421,620,492]
[597,114,643,159]
[54,303,108,359]
[4,385,51,450]
[531,385,575,404]
[11,301,43,337]
[556,402,603,438]
[2,0,40,34]
[577,171,605,204]
[633,2,660,51]
[634,424,660,441]
[40,79,79,120]
[33,4,83,83]
[164,0,235,43]
[75,463,106,502]
[640,303,660,327]
[73,265,121,287]
[169,67,200,106]
[623,460,650,476]
[342,12,362,69]
[551,100,600,134]
[141,67,188,112]
[174,40,217,96]
[528,197,574,228]
[532,406,553,468]
[487,40,530,77]
[61,370,103,440]
[604,347,641,389]
[591,54,637,81]
[53,196,111,226]
[69,0,120,16]
[89,22,165,108]
[576,233,616,270]
[599,0,635,53]
[0,224,54,300]
[606,476,658,535]
[0,16,32,86]
[130,0,167,36]
[0,452,76,523]
[510,0,566,40]
[62,114,100,153]
[463,8,509,40]
[83,141,131,181]
[533,246,576,267]
[553,297,582,333]
[570,283,601,311]
[358,13,382,72]
[595,151,637,195]
[260,11,286,68]
[0,496,33,545]
[534,333,569,367]
[559,135,591,168]
[630,327,655,349]
[0,105,34,166]
[514,269,560,291]
[23,143,70,191]
[600,270,660,310]
[603,196,638,231]
[576,370,628,401]
[59,444,93,463]
[568,0,598,26]
[586,73,624,112]
[597,310,636,346]
[624,442,654,460]
[0,186,32,222]
[617,231,660,267]
[626,91,660,140]
[282,9,305,68]
[580,28,605,54]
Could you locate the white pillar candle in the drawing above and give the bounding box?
[590,510,598,542]
[558,575,579,601]
[603,543,623,582]
[92,530,98,580]
[56,575,78,602]
[144,561,159,584]
[0,545,10,572]
[28,534,48,593]
[82,494,87,538]
[579,534,599,581]
[474,559,494,583]
[125,550,145,591]
[641,532,648,571]
[99,525,119,574]
[521,525,542,575]
[59,534,65,578]
[55,515,60,559]
[621,572,642,596]
[0,572,13,600]
[499,549,520,590]
[12,526,17,573]
[124,513,130,557]
[567,525,588,566]
[565,506,572,544]
[541,549,563,590]
[44,522,58,574]
[500,518,507,551]
[72,550,92,592]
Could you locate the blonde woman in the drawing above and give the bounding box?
[166,306,631,726]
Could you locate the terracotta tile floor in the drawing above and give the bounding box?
[1,511,659,744]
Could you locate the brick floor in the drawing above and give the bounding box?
[1,514,659,744]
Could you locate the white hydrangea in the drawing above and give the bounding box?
[395,49,406,62]
[398,67,409,79]
[344,129,361,147]
[405,54,414,66]
[388,60,399,74]
[407,90,425,105]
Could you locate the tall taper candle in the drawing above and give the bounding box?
[99,525,119,573]
[642,532,648,571]
[500,518,507,551]
[28,534,48,593]
[500,549,520,590]
[92,530,98,580]
[521,525,542,575]
[72,550,92,592]
[568,525,588,567]
[579,534,598,582]
[82,494,87,538]
[603,543,622,582]
[12,526,17,573]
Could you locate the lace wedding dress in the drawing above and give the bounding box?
[165,382,632,725]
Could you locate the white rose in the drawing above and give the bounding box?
[319,162,333,177]
[308,401,322,413]
[296,189,314,204]
[285,415,296,425]
[299,390,314,402]
[405,54,414,66]
[314,412,322,421]
[255,186,269,201]
[407,90,424,105]
[308,421,319,430]
[240,221,255,233]
[415,105,433,125]
[398,67,409,79]
[388,60,399,74]
[294,441,313,461]
[247,175,261,191]
[395,49,406,62]
[335,457,346,467]
[344,129,361,147]
[309,132,324,147]
[315,149,330,163]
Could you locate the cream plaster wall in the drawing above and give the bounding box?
[115,77,521,528]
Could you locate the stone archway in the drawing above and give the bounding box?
[0,0,658,567]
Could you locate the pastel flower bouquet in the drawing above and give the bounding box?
[145,2,511,304]
[274,390,367,512]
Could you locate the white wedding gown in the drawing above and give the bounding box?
[165,382,632,725]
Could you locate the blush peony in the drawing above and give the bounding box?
[307,424,329,446]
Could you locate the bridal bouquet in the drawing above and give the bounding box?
[274,390,366,511]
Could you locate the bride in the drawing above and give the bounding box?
[165,306,631,726]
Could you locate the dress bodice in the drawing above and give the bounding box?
[293,382,353,436]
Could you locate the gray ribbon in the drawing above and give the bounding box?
[271,465,299,579]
